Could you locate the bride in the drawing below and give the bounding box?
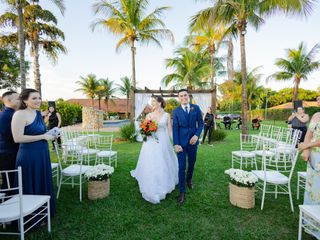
[131,95,178,204]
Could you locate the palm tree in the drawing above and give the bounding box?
[227,36,234,81]
[4,0,65,90]
[191,0,315,134]
[0,4,67,96]
[188,22,228,113]
[234,66,264,117]
[76,74,100,107]
[268,42,320,102]
[162,47,212,89]
[99,78,117,116]
[91,0,174,122]
[117,76,131,119]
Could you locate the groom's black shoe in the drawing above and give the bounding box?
[187,180,193,190]
[177,192,186,204]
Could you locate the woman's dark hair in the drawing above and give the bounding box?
[19,88,39,109]
[178,89,188,95]
[48,105,56,112]
[152,95,166,108]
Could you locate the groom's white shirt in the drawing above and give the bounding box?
[181,103,190,114]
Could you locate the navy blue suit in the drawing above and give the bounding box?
[172,104,203,193]
[0,106,19,191]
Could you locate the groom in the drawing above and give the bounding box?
[172,89,203,204]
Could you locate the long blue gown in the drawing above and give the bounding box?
[16,110,56,216]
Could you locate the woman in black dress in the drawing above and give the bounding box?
[45,106,62,149]
[202,107,214,145]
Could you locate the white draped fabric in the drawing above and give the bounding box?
[192,93,211,114]
[134,93,152,142]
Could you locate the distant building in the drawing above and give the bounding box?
[66,98,152,119]
[66,98,131,119]
[270,101,318,110]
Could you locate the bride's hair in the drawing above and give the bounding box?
[152,95,166,109]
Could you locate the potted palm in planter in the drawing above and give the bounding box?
[225,169,258,209]
[86,164,114,200]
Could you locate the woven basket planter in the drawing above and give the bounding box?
[229,183,255,209]
[88,179,110,200]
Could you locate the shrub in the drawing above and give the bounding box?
[211,129,227,142]
[120,123,136,142]
[108,112,118,117]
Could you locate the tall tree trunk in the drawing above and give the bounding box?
[17,0,26,89]
[130,41,136,124]
[293,77,300,102]
[91,98,94,107]
[106,99,109,117]
[98,97,101,110]
[227,36,234,81]
[210,48,217,115]
[239,30,248,135]
[126,95,129,119]
[32,41,41,96]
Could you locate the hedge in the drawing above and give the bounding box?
[249,107,320,121]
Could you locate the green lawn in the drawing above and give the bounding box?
[3,121,314,239]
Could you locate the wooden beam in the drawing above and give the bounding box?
[134,89,213,94]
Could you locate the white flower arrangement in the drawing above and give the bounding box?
[225,168,258,188]
[85,164,114,181]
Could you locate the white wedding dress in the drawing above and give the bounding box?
[131,112,178,204]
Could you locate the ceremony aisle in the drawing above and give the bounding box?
[7,121,313,240]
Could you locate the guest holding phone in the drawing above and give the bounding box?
[288,107,309,143]
[45,105,62,149]
[202,107,214,145]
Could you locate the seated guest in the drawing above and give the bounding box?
[202,107,214,145]
[252,117,261,130]
[0,91,20,192]
[298,96,320,238]
[223,116,232,130]
[11,89,56,217]
[288,107,309,143]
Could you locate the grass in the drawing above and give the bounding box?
[3,121,314,240]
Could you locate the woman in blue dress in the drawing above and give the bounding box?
[11,89,56,216]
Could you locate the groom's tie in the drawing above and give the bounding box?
[184,106,189,119]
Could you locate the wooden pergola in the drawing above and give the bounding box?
[134,87,214,98]
[130,87,216,122]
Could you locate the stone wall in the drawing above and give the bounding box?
[82,107,104,129]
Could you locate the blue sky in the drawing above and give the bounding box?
[2,1,320,100]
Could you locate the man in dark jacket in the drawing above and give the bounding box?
[0,91,20,191]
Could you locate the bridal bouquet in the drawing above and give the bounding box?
[140,118,158,142]
[224,168,258,188]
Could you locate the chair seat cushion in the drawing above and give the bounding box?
[252,170,289,185]
[270,147,294,154]
[252,150,275,157]
[0,195,50,222]
[62,165,92,176]
[298,171,307,179]
[77,148,100,155]
[51,163,59,169]
[299,205,320,222]
[97,151,117,158]
[232,151,255,158]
